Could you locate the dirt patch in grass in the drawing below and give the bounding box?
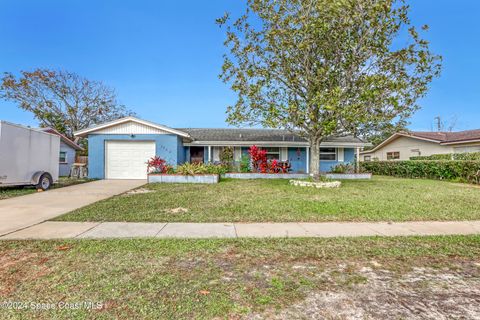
[123,188,155,196]
[0,249,55,296]
[164,207,189,214]
[252,261,480,319]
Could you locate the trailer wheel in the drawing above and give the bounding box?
[36,173,53,191]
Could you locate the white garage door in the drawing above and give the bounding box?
[105,141,156,179]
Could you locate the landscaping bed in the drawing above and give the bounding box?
[224,172,308,179]
[54,176,480,223]
[1,236,479,319]
[148,174,219,184]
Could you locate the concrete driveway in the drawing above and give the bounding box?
[0,179,146,236]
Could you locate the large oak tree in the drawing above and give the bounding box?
[218,0,442,177]
[1,69,134,140]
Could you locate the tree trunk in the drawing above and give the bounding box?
[309,139,321,180]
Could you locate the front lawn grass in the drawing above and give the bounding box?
[54,176,480,222]
[0,177,93,200]
[1,236,479,319]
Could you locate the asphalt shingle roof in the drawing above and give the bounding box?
[409,130,480,143]
[177,128,364,144]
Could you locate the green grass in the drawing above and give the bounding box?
[1,236,479,319]
[0,178,93,200]
[54,176,480,222]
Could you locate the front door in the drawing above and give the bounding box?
[190,147,204,163]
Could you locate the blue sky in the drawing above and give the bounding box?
[0,0,479,131]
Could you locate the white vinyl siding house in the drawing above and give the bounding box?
[361,130,480,161]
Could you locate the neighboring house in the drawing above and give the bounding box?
[40,128,84,176]
[74,117,369,179]
[360,130,480,161]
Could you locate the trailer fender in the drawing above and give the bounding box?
[31,171,47,185]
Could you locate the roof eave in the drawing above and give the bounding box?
[440,139,480,145]
[40,127,84,151]
[184,140,370,147]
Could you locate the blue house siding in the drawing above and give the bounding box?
[88,134,181,179]
[319,160,338,172]
[319,147,356,172]
[59,141,76,176]
[177,137,186,164]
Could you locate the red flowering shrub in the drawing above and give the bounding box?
[270,159,279,173]
[248,145,267,172]
[146,156,173,174]
[248,146,284,173]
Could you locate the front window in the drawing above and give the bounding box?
[59,151,67,163]
[320,147,337,161]
[386,152,400,160]
[263,147,280,160]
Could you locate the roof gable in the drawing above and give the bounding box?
[74,117,190,138]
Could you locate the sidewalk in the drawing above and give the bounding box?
[1,220,480,239]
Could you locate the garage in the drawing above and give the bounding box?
[105,141,156,179]
[74,117,192,179]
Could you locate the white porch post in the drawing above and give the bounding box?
[208,146,212,163]
[306,146,310,174]
[356,147,360,173]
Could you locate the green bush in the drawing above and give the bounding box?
[204,163,229,175]
[410,152,480,161]
[453,152,480,160]
[361,160,480,184]
[410,154,452,160]
[240,154,251,173]
[175,163,228,175]
[330,163,355,174]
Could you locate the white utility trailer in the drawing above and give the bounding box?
[0,121,60,190]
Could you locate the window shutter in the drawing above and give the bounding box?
[337,148,344,162]
[280,147,288,161]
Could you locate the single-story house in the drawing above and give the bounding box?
[74,117,369,179]
[40,128,84,176]
[360,130,480,161]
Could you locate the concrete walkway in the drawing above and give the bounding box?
[2,221,480,239]
[0,180,146,236]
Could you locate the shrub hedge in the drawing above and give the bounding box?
[410,152,480,161]
[361,160,480,184]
